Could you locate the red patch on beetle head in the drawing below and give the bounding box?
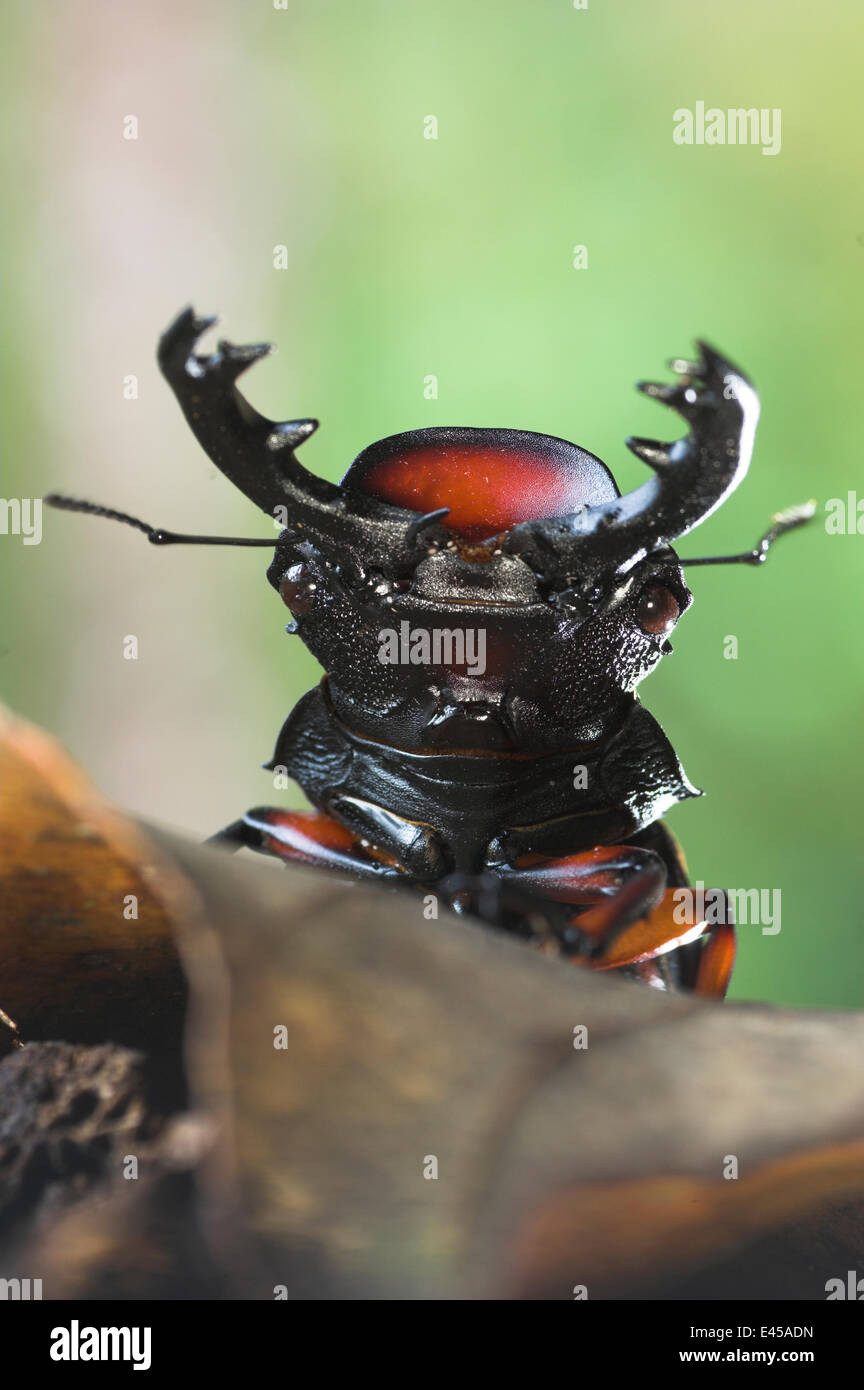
[342,428,619,541]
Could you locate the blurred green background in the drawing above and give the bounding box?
[1,0,861,1006]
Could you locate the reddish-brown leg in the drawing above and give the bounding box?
[499,846,736,997]
[209,807,401,882]
[210,813,735,996]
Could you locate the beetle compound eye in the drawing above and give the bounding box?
[636,584,680,636]
[279,564,316,615]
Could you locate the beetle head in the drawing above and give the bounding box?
[269,425,696,748]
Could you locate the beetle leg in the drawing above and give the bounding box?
[692,923,736,999]
[209,812,735,996]
[581,887,709,966]
[579,884,735,998]
[209,807,400,883]
[495,844,665,905]
[205,819,258,850]
[499,844,735,997]
[325,794,452,881]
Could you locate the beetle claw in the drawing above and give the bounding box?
[266,419,320,452]
[626,436,672,469]
[157,306,225,391]
[637,377,708,424]
[667,356,704,379]
[215,338,274,381]
[636,380,676,401]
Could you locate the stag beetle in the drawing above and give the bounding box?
[46,308,814,996]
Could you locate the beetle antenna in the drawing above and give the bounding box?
[44,494,277,547]
[680,500,816,567]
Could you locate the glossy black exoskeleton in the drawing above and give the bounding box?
[46,308,813,994]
